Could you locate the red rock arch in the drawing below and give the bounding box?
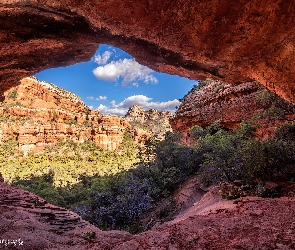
[1,0,295,103]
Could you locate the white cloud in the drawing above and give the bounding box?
[93,58,158,86]
[87,96,107,101]
[97,95,180,116]
[97,104,109,114]
[95,96,107,101]
[93,51,112,65]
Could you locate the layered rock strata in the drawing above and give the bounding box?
[125,104,174,140]
[0,77,129,153]
[170,80,295,138]
[0,181,132,250]
[1,1,295,103]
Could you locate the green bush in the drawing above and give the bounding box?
[3,116,295,232]
[8,89,17,100]
[192,122,295,187]
[255,90,295,118]
[196,130,243,186]
[275,123,295,142]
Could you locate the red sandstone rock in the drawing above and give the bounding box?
[122,193,295,250]
[1,2,295,249]
[1,181,295,249]
[0,181,132,250]
[0,77,129,153]
[125,104,173,140]
[1,1,295,104]
[5,76,88,113]
[170,80,295,138]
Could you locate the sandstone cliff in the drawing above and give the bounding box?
[1,1,295,104]
[125,104,173,140]
[0,77,129,153]
[171,80,295,139]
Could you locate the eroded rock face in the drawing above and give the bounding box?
[170,80,295,138]
[5,76,88,113]
[0,77,129,153]
[125,104,173,140]
[1,1,295,103]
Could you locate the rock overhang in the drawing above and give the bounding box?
[1,0,295,103]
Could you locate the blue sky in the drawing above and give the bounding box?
[35,44,198,116]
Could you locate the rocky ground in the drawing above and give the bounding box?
[1,176,295,250]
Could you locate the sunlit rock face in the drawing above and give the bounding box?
[1,1,295,103]
[125,104,173,140]
[0,77,129,153]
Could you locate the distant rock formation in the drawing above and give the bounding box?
[170,80,295,139]
[0,77,129,154]
[125,104,174,140]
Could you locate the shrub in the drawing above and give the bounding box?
[191,121,295,187]
[275,123,295,142]
[241,139,295,183]
[255,90,295,118]
[219,183,246,200]
[197,130,243,186]
[73,170,154,231]
[8,89,17,100]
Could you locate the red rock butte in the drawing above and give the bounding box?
[1,0,295,104]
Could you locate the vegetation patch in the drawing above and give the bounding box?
[0,110,294,234]
[7,89,18,100]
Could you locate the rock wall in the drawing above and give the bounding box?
[4,76,88,113]
[125,104,173,140]
[0,77,129,153]
[1,1,295,103]
[170,80,295,138]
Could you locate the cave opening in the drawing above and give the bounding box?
[34,44,198,116]
[0,43,206,234]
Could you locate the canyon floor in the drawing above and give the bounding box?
[1,178,295,250]
[0,78,295,249]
